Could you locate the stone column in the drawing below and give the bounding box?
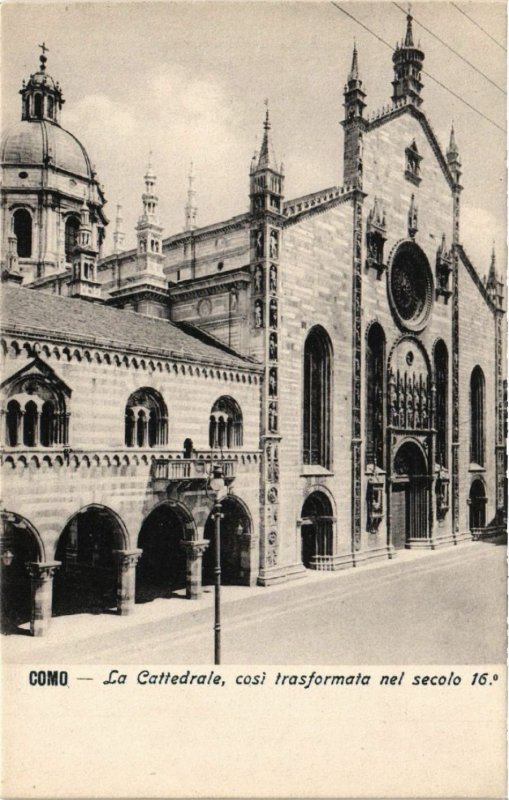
[181,540,209,599]
[28,561,60,637]
[113,549,142,616]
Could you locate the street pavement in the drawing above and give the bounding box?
[3,541,506,664]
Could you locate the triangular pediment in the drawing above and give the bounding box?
[0,356,72,398]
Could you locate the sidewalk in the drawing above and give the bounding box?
[2,540,481,660]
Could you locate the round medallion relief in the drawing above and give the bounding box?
[198,298,212,318]
[388,242,433,333]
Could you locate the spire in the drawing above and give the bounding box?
[257,102,278,171]
[486,243,504,309]
[20,44,65,124]
[447,123,462,184]
[349,40,359,81]
[113,203,125,254]
[136,155,163,264]
[184,162,198,232]
[404,11,414,47]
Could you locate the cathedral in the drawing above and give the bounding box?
[1,17,506,636]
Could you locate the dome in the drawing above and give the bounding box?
[1,119,93,179]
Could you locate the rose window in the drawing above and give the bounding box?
[389,242,433,332]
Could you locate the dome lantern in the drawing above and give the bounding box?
[20,43,65,124]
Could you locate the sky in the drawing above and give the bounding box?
[2,1,506,275]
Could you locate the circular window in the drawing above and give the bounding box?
[388,242,433,332]
[18,171,28,179]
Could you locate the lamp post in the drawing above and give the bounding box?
[209,463,227,665]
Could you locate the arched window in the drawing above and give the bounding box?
[5,400,21,446]
[470,366,485,466]
[366,323,385,468]
[303,326,332,468]
[23,401,38,447]
[209,396,243,449]
[47,96,54,120]
[65,216,80,262]
[34,94,43,119]
[13,209,32,258]
[39,401,55,447]
[2,371,70,448]
[434,341,448,467]
[125,388,167,448]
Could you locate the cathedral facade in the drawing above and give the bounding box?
[1,17,506,636]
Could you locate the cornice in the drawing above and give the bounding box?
[169,267,251,302]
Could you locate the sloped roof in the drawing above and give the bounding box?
[1,286,259,370]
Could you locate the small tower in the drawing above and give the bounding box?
[391,12,425,108]
[136,154,164,271]
[20,42,65,124]
[1,225,23,285]
[69,195,102,301]
[343,42,366,123]
[250,106,285,216]
[446,124,462,186]
[112,203,125,254]
[184,162,198,232]
[341,43,366,188]
[486,245,505,310]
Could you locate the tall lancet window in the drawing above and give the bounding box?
[470,366,485,467]
[434,340,448,467]
[366,323,385,468]
[303,326,332,468]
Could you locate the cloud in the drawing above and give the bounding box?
[460,204,506,277]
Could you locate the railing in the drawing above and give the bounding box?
[153,457,237,482]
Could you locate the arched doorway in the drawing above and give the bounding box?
[391,441,429,549]
[469,479,487,530]
[202,496,251,586]
[54,506,126,616]
[136,504,188,602]
[1,512,41,634]
[300,492,334,569]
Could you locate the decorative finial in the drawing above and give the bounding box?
[404,10,414,47]
[264,98,270,130]
[38,42,49,71]
[349,39,359,81]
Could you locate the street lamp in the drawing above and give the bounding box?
[208,463,228,665]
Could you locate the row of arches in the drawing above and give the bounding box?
[1,497,252,635]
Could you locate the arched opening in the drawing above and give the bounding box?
[136,504,188,602]
[47,95,54,120]
[303,326,332,468]
[202,496,252,586]
[5,400,21,446]
[54,506,126,616]
[13,209,32,258]
[65,216,80,262]
[23,400,38,447]
[39,400,55,447]
[34,94,43,119]
[209,396,243,449]
[470,366,485,467]
[1,513,41,634]
[366,323,385,468]
[434,340,448,467]
[391,441,429,549]
[300,491,334,569]
[469,479,487,530]
[125,388,167,448]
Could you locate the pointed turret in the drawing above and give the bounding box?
[112,204,125,254]
[391,13,425,108]
[341,43,366,187]
[343,42,366,123]
[20,43,65,124]
[136,154,164,264]
[250,105,284,216]
[69,194,101,301]
[184,162,198,232]
[446,124,462,185]
[486,245,504,310]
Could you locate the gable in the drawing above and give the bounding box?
[0,356,72,398]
